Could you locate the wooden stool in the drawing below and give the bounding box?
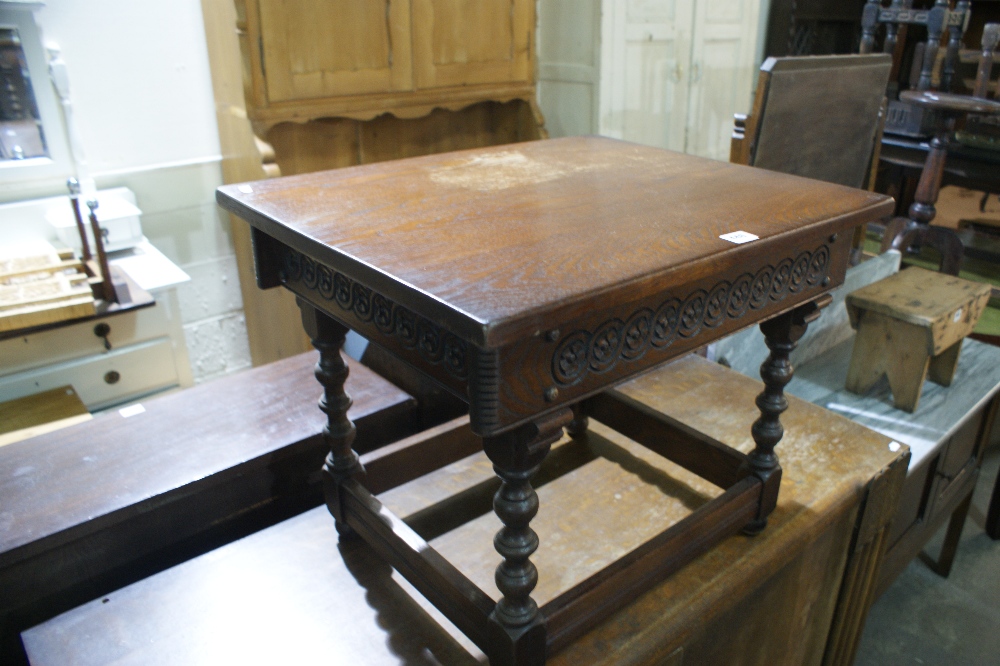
[846,267,991,412]
[218,136,893,665]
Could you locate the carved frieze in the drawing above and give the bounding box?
[281,249,469,380]
[552,244,830,387]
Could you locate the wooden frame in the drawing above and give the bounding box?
[335,391,766,658]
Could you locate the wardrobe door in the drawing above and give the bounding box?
[411,0,534,89]
[254,0,413,103]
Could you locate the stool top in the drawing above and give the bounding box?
[218,137,892,349]
[846,267,992,355]
[846,267,991,328]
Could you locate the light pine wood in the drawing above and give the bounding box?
[846,267,992,354]
[845,267,992,412]
[234,0,539,132]
[846,310,933,412]
[255,0,413,103]
[202,0,317,365]
[0,386,88,438]
[267,101,540,177]
[412,0,533,90]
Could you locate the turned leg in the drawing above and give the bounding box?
[566,402,588,437]
[298,299,361,535]
[745,301,819,535]
[482,408,572,666]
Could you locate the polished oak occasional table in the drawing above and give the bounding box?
[217,136,894,665]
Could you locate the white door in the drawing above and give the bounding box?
[599,0,695,151]
[684,0,762,160]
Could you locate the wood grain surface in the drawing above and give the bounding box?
[0,352,416,664]
[846,267,991,348]
[218,136,894,348]
[21,356,906,666]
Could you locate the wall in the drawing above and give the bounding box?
[2,0,250,383]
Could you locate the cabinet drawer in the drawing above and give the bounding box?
[0,337,179,410]
[0,302,175,376]
[937,410,983,480]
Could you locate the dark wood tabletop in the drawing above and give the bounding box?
[218,136,893,349]
[218,137,894,436]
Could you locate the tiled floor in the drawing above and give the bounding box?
[855,444,1000,665]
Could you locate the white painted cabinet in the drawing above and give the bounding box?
[539,0,764,161]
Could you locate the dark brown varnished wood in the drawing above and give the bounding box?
[219,137,890,352]
[733,54,891,190]
[583,390,746,490]
[482,410,572,666]
[541,475,761,655]
[20,356,909,666]
[218,137,896,664]
[361,415,480,495]
[0,352,415,665]
[218,138,890,436]
[341,479,495,652]
[745,299,822,533]
[299,301,360,531]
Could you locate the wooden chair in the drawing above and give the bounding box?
[731,53,892,260]
[883,23,1000,274]
[859,0,971,101]
[731,53,892,188]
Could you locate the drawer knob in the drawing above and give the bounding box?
[94,323,112,351]
[104,370,121,385]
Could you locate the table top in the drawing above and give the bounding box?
[218,137,893,350]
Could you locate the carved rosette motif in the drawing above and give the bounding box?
[282,249,468,379]
[552,244,830,386]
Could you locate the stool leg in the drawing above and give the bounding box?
[845,317,889,395]
[483,408,572,666]
[928,340,962,387]
[745,301,817,535]
[882,320,932,413]
[299,299,361,535]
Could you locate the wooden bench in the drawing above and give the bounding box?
[0,352,416,664]
[20,356,907,665]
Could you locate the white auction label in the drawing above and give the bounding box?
[237,184,254,194]
[119,404,146,418]
[719,231,759,244]
[953,308,963,323]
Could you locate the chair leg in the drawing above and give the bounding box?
[908,130,949,227]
